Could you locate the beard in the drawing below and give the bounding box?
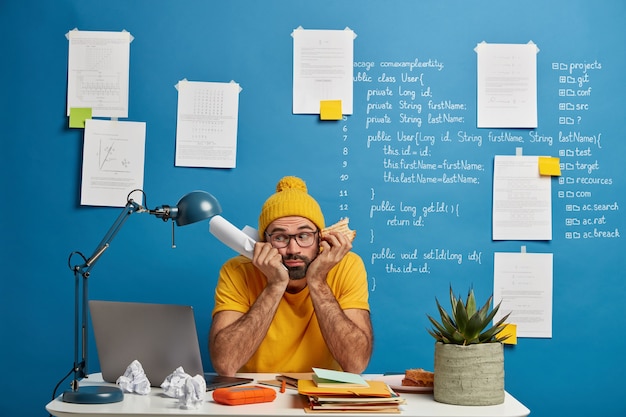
[283,254,311,280]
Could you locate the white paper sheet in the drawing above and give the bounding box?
[66,30,131,118]
[476,42,538,128]
[209,215,257,259]
[292,27,354,115]
[493,251,553,338]
[492,155,552,240]
[81,119,146,207]
[175,80,240,168]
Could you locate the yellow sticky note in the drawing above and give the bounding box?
[320,100,342,120]
[538,156,561,176]
[69,108,92,128]
[500,324,517,345]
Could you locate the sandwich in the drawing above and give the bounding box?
[321,218,356,242]
[402,368,434,387]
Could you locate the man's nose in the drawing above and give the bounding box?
[285,237,301,252]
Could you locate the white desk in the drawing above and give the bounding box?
[46,373,530,417]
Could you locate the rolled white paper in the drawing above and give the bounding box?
[209,215,257,259]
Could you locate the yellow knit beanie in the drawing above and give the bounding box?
[258,176,325,239]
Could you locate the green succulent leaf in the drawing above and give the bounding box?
[466,289,477,318]
[477,294,494,321]
[427,314,448,335]
[454,296,469,334]
[427,317,457,344]
[426,328,442,342]
[448,286,457,309]
[463,312,486,342]
[435,298,457,334]
[478,311,511,342]
[449,330,466,344]
[481,322,509,342]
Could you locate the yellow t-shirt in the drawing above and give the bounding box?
[212,251,370,373]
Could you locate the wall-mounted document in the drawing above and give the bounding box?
[492,155,552,240]
[292,27,354,115]
[80,119,146,207]
[66,30,131,118]
[493,251,553,338]
[175,80,240,168]
[476,42,538,128]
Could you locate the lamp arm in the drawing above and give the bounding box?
[73,199,145,278]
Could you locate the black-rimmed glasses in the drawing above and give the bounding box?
[265,230,319,248]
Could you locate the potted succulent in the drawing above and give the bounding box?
[427,286,510,406]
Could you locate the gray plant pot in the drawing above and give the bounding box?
[433,342,505,406]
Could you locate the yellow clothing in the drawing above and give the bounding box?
[212,251,369,373]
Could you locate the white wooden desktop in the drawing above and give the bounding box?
[46,373,530,417]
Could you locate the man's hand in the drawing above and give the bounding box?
[305,230,352,285]
[252,241,290,288]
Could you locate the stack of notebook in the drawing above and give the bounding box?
[297,369,405,413]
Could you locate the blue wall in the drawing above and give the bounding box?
[2,1,625,416]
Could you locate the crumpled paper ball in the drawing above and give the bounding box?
[161,366,206,409]
[116,360,151,395]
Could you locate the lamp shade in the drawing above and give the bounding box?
[174,190,222,226]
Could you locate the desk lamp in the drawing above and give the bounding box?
[61,189,222,404]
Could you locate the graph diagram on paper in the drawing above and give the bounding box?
[81,119,146,207]
[98,138,132,172]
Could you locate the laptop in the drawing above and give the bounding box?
[89,300,252,390]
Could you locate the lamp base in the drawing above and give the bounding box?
[62,385,124,404]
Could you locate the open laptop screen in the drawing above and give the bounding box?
[90,300,205,387]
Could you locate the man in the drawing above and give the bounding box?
[209,176,373,376]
